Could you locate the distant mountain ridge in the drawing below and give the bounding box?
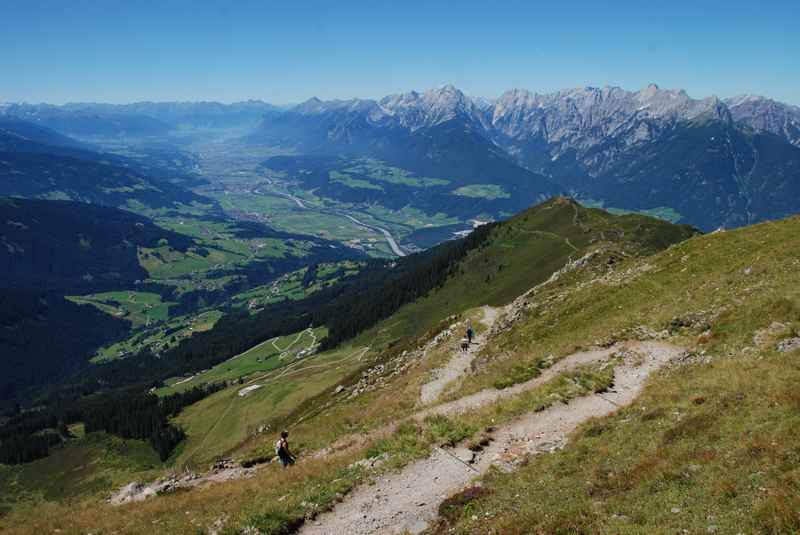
[253,84,800,147]
[0,116,87,151]
[0,117,211,210]
[1,100,280,135]
[250,84,800,230]
[1,103,174,138]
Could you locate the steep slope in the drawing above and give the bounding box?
[488,87,800,231]
[490,84,725,171]
[330,197,698,342]
[427,219,800,535]
[587,116,800,229]
[725,94,800,147]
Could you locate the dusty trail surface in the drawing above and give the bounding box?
[300,341,684,535]
[415,344,617,421]
[419,306,498,405]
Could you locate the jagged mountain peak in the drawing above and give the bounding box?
[378,84,486,130]
[259,84,800,159]
[725,93,800,115]
[638,82,661,98]
[726,94,776,107]
[293,96,329,114]
[723,93,800,144]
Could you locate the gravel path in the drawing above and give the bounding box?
[419,306,499,405]
[414,344,618,421]
[300,341,684,535]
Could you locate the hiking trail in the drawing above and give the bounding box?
[419,306,499,405]
[300,341,684,535]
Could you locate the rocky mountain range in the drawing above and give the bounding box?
[252,84,800,230]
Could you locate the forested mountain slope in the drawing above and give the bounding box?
[0,117,210,211]
[0,198,193,402]
[0,198,192,293]
[0,196,357,405]
[0,117,87,152]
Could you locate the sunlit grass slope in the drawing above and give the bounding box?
[364,196,697,343]
[433,215,800,534]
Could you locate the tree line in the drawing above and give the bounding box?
[0,382,223,465]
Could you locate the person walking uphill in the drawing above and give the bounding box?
[466,321,474,345]
[276,430,295,468]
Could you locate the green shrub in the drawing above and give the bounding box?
[423,415,478,447]
[365,421,428,463]
[493,361,542,389]
[246,510,302,535]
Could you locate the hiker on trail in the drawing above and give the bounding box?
[275,430,295,468]
[460,337,470,352]
[466,322,474,345]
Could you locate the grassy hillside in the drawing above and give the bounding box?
[0,432,161,516]
[166,198,696,465]
[363,197,697,342]
[0,198,701,531]
[422,215,800,534]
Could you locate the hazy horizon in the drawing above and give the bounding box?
[2,81,797,108]
[2,0,798,106]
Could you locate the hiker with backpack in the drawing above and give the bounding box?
[466,321,474,345]
[275,430,295,468]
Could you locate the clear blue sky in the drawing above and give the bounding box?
[1,0,798,105]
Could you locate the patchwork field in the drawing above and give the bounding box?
[67,291,175,329]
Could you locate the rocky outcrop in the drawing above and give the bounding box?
[777,337,800,353]
[107,460,259,505]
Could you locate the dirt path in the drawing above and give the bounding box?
[415,344,617,421]
[300,341,684,535]
[419,306,499,405]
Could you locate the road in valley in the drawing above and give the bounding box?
[341,214,406,257]
[249,185,406,257]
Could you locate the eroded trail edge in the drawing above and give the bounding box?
[300,341,684,535]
